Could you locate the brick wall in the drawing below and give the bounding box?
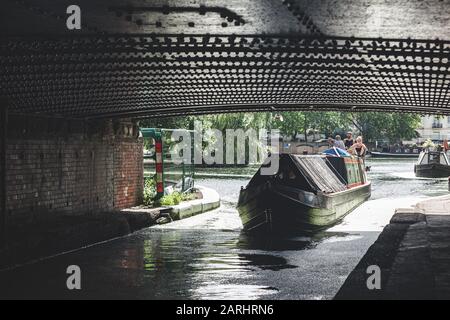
[4,114,143,227]
[114,141,144,209]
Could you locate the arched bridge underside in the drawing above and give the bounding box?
[2,0,450,119]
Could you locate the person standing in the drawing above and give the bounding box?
[350,136,368,159]
[444,139,449,153]
[344,132,354,150]
[327,136,335,148]
[334,135,346,150]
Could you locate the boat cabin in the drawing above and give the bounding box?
[417,150,450,166]
[246,152,367,195]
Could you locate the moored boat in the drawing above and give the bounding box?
[237,149,371,233]
[370,151,420,158]
[414,150,450,178]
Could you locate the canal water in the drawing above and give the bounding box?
[0,159,448,299]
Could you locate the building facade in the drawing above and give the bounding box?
[416,116,450,143]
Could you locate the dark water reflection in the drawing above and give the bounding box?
[0,227,373,300]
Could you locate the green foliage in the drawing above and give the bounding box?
[143,177,157,206]
[139,111,422,146]
[272,111,349,140]
[346,112,421,143]
[157,192,197,206]
[315,112,351,137]
[272,111,305,140]
[143,176,197,207]
[143,137,154,153]
[211,113,268,131]
[140,117,191,130]
[158,192,183,206]
[387,113,422,142]
[181,192,197,202]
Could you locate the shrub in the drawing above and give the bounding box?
[143,177,198,207]
[181,192,197,201]
[158,192,181,206]
[157,191,197,206]
[143,177,157,206]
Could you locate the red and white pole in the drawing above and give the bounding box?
[155,140,164,196]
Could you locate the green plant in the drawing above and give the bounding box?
[157,191,197,206]
[158,192,182,206]
[181,192,197,201]
[143,177,157,206]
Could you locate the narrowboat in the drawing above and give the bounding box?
[370,151,420,158]
[414,150,450,178]
[237,148,371,233]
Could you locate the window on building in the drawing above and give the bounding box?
[433,117,443,129]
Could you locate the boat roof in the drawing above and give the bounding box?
[291,155,347,193]
[418,150,450,165]
[322,147,352,157]
[249,153,347,194]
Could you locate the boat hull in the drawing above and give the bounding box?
[237,182,371,233]
[370,152,419,158]
[415,163,450,178]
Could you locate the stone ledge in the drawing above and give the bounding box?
[166,186,221,221]
[391,210,426,224]
[415,195,450,214]
[120,207,161,231]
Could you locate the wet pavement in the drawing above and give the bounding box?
[0,159,448,300]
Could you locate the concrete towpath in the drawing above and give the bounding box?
[415,195,450,214]
[335,195,450,300]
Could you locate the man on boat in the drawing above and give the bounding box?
[334,135,346,150]
[344,132,354,150]
[328,136,335,148]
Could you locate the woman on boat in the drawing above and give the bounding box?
[350,136,368,160]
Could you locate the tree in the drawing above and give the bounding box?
[138,111,421,145]
[346,112,421,144]
[209,113,268,132]
[314,112,351,138]
[345,113,387,143]
[273,112,305,140]
[139,116,191,130]
[272,111,351,141]
[386,113,421,143]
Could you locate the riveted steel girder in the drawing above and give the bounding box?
[1,1,450,118]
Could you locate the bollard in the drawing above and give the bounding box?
[448,177,450,192]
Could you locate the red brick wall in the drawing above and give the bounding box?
[4,114,143,226]
[114,141,144,210]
